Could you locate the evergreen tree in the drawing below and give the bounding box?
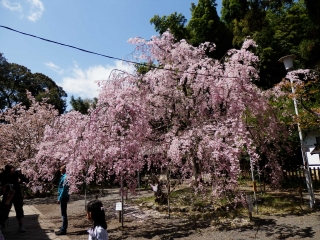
[70,95,97,114]
[150,0,232,59]
[0,53,67,114]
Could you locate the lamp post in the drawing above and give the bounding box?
[249,155,258,214]
[246,125,258,214]
[278,55,316,208]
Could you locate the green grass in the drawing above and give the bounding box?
[132,195,156,204]
[170,187,192,198]
[133,183,314,220]
[255,192,310,215]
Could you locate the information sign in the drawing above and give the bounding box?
[116,202,122,211]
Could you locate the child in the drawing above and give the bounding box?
[87,200,108,240]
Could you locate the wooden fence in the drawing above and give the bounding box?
[283,165,320,186]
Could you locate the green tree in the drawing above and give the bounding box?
[70,95,97,114]
[276,70,320,132]
[221,0,248,27]
[305,0,320,24]
[221,0,288,89]
[187,0,232,58]
[0,53,67,114]
[150,12,189,42]
[0,53,10,110]
[150,0,232,59]
[303,0,320,72]
[221,0,320,89]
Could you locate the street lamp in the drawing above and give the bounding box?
[278,55,296,70]
[278,55,316,208]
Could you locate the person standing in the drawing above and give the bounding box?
[0,184,15,232]
[55,165,69,236]
[0,165,28,233]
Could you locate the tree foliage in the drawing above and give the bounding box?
[150,12,189,42]
[222,0,320,88]
[150,0,232,59]
[151,0,320,89]
[305,0,320,24]
[2,0,317,203]
[24,33,290,205]
[0,53,67,114]
[70,95,97,114]
[0,91,59,168]
[275,70,320,132]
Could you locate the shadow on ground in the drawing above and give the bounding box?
[254,218,315,239]
[109,217,211,240]
[213,217,316,240]
[106,212,318,240]
[3,213,54,240]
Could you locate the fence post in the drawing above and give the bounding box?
[309,167,313,182]
[299,168,303,185]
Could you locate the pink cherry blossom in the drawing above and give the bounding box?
[21,32,290,205]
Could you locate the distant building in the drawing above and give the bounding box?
[303,131,320,168]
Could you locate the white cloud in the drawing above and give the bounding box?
[45,61,64,75]
[61,61,135,99]
[1,0,44,21]
[27,0,44,22]
[1,0,22,12]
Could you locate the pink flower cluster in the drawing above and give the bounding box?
[2,32,291,205]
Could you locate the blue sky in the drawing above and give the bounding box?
[0,0,222,110]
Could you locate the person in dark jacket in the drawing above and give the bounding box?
[0,184,15,229]
[0,164,29,232]
[55,165,69,236]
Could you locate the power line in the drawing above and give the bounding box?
[0,25,255,79]
[0,25,138,64]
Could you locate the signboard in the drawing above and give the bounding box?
[116,202,122,211]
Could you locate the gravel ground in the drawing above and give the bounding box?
[23,188,320,240]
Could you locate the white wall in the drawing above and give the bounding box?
[303,131,320,167]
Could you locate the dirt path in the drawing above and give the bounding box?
[24,188,320,240]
